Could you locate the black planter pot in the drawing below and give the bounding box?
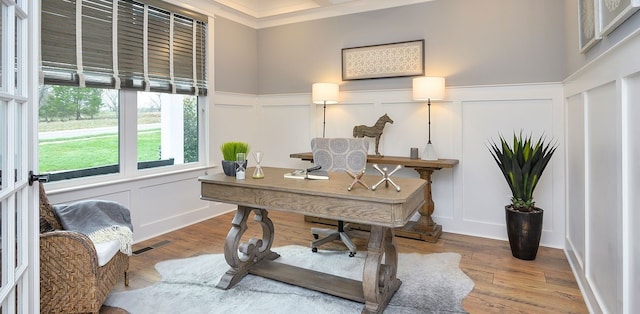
[221,160,248,176]
[505,205,543,260]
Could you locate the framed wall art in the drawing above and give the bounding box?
[599,0,640,35]
[341,40,424,81]
[579,0,601,52]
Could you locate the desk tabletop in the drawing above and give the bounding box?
[289,152,458,169]
[199,167,426,228]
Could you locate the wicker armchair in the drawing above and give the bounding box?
[39,182,129,313]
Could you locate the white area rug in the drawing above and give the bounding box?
[105,245,474,313]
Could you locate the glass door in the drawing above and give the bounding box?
[0,0,39,312]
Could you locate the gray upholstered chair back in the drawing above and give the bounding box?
[311,138,369,172]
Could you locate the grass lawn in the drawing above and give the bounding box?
[38,112,160,132]
[39,112,163,173]
[39,129,161,173]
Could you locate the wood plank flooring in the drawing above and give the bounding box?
[101,210,587,313]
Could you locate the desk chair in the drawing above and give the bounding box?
[310,137,368,257]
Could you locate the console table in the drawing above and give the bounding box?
[290,152,458,242]
[200,167,426,314]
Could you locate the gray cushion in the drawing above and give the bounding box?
[311,138,368,172]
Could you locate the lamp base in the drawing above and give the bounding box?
[421,142,438,160]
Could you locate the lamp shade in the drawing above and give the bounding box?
[412,77,445,101]
[312,83,339,104]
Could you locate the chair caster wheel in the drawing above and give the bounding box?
[312,234,319,239]
[349,252,356,257]
[312,247,318,253]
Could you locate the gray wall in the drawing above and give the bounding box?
[255,0,567,94]
[564,0,640,76]
[214,16,258,94]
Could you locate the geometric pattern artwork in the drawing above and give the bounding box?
[342,40,424,80]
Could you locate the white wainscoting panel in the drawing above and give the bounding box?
[447,84,565,248]
[565,93,586,270]
[460,99,554,223]
[261,103,313,168]
[586,81,623,314]
[563,28,640,314]
[624,73,640,314]
[212,93,258,170]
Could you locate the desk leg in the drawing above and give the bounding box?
[362,225,401,314]
[394,167,442,242]
[216,206,280,290]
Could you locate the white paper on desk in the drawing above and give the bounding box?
[283,170,329,180]
[283,171,306,179]
[306,170,328,180]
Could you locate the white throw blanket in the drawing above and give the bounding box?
[53,200,133,255]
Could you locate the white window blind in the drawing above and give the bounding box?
[41,0,207,95]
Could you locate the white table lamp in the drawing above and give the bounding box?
[412,77,445,160]
[312,83,339,138]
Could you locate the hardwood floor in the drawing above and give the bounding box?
[102,210,588,313]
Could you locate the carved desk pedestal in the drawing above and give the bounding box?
[200,167,425,314]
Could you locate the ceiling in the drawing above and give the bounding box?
[207,0,435,28]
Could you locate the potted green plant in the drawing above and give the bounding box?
[488,131,557,260]
[220,141,249,176]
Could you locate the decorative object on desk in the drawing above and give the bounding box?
[342,40,424,80]
[306,169,329,179]
[346,169,369,191]
[488,131,557,260]
[283,170,307,179]
[413,76,445,160]
[235,152,246,180]
[104,245,474,314]
[252,151,264,179]
[283,166,329,180]
[220,141,249,176]
[410,147,419,159]
[353,113,394,157]
[312,82,339,138]
[371,164,402,192]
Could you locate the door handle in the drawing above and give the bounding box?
[28,171,49,186]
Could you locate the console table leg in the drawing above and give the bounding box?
[362,225,401,314]
[415,168,436,229]
[217,206,280,290]
[393,167,442,242]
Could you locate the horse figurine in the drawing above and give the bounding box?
[353,113,394,157]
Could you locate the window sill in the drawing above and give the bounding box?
[44,164,217,195]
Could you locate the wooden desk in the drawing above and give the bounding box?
[199,167,426,314]
[290,152,458,242]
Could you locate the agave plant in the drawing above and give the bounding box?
[488,132,557,212]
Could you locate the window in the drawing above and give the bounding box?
[137,92,199,169]
[38,87,199,181]
[39,85,120,181]
[39,0,207,182]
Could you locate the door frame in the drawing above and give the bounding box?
[0,0,40,312]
